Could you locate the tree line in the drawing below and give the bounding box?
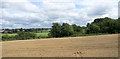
[86,17,120,34]
[2,17,120,41]
[49,23,84,37]
[2,28,51,33]
[49,17,120,37]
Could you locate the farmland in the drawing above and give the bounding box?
[2,31,49,38]
[36,33,48,38]
[2,34,118,57]
[2,33,17,37]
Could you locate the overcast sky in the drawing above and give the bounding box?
[0,0,119,29]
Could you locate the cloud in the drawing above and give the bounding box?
[1,0,40,13]
[0,0,119,29]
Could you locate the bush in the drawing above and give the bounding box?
[2,35,9,41]
[16,31,36,40]
[2,35,16,41]
[2,35,9,40]
[2,31,37,41]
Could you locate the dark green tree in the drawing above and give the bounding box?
[72,24,78,32]
[61,23,74,37]
[86,24,100,34]
[49,23,61,37]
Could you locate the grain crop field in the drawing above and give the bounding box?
[2,34,118,57]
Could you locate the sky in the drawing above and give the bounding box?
[0,0,119,29]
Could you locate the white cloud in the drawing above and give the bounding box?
[1,0,40,13]
[43,0,74,3]
[0,0,119,28]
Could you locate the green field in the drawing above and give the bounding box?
[2,33,17,36]
[2,32,49,38]
[36,33,48,37]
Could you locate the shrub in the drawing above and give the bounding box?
[2,31,37,41]
[2,35,16,41]
[16,31,37,40]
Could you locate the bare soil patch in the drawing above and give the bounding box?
[2,34,118,57]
